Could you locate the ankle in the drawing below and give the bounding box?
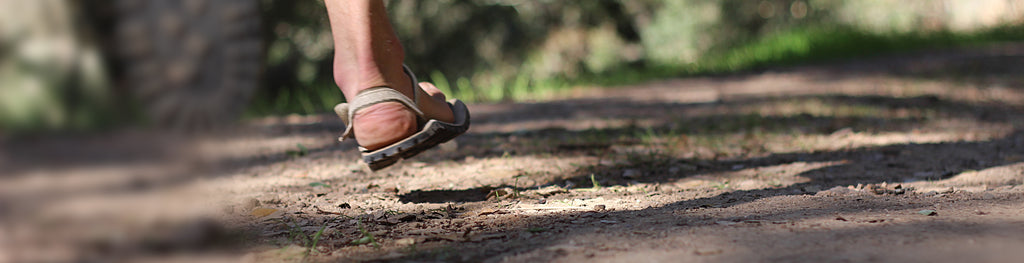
[333,63,413,98]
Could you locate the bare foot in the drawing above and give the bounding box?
[352,81,455,151]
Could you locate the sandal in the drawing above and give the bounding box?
[334,65,470,170]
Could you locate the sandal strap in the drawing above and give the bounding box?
[348,87,425,120]
[337,65,424,140]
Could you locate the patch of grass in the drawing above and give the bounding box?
[712,180,731,190]
[351,220,380,248]
[512,173,526,198]
[285,143,309,157]
[306,224,328,257]
[273,218,329,257]
[701,24,1024,73]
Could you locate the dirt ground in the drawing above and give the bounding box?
[3,44,1024,263]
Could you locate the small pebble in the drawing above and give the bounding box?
[243,198,261,211]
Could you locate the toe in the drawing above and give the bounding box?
[416,82,456,123]
[418,82,448,101]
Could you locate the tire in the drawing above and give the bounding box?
[114,0,262,130]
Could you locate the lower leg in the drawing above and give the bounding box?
[325,0,453,150]
[325,0,408,99]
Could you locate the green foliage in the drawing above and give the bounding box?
[7,1,1024,131]
[247,1,1024,117]
[351,220,380,248]
[285,143,309,157]
[0,0,121,133]
[697,24,1024,73]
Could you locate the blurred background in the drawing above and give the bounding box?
[1,0,1023,133]
[2,1,1024,262]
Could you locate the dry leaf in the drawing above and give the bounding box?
[251,208,280,218]
[695,248,723,256]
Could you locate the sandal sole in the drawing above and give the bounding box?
[361,99,470,171]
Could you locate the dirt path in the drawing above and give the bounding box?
[3,44,1024,263]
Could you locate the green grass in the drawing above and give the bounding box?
[577,24,1024,87]
[697,24,1024,73]
[243,24,1024,116]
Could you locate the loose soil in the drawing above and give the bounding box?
[3,44,1024,263]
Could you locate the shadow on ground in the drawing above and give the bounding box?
[244,45,1024,261]
[5,44,1024,262]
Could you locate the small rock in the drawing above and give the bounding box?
[337,203,352,209]
[816,186,857,196]
[535,185,569,197]
[243,198,261,211]
[918,210,938,216]
[487,188,514,199]
[396,238,416,245]
[593,205,607,211]
[439,141,458,152]
[830,127,853,137]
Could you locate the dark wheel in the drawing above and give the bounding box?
[114,0,262,129]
